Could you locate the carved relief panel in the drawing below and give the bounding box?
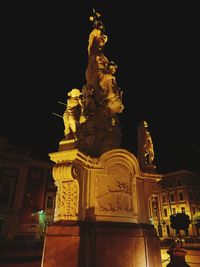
[95,162,137,221]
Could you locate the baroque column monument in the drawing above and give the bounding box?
[41,9,162,267]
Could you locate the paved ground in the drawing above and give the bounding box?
[0,262,41,267]
[0,241,42,267]
[0,242,200,267]
[161,248,200,267]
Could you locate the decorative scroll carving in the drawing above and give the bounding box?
[52,163,79,221]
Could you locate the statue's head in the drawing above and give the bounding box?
[68,88,82,98]
[107,61,118,74]
[144,121,148,128]
[104,93,124,116]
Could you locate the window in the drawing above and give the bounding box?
[46,169,54,187]
[170,193,175,202]
[153,207,157,217]
[1,167,18,177]
[164,208,168,217]
[0,167,18,210]
[181,207,185,213]
[189,192,193,201]
[179,192,184,201]
[192,207,195,214]
[0,181,12,206]
[162,195,166,204]
[0,219,4,233]
[172,208,176,214]
[177,179,182,186]
[29,167,44,188]
[162,182,168,189]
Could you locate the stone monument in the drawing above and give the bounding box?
[41,9,162,267]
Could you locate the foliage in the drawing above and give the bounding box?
[170,213,191,232]
[193,212,200,227]
[170,213,191,246]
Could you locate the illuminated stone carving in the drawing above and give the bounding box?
[93,149,139,223]
[95,165,133,214]
[49,149,144,223]
[52,163,79,221]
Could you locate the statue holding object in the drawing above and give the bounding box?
[63,88,86,140]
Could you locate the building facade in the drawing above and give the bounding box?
[149,170,200,237]
[0,137,56,240]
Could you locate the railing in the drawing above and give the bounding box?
[160,237,200,249]
[183,237,200,249]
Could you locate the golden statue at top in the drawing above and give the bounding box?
[85,8,124,117]
[56,9,124,157]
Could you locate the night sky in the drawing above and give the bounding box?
[1,2,199,174]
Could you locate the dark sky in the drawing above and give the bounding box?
[1,2,199,174]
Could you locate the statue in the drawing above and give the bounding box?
[63,88,86,140]
[58,9,124,156]
[138,120,155,166]
[85,9,124,117]
[87,8,107,56]
[99,61,124,116]
[143,121,154,164]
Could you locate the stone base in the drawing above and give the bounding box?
[141,164,156,173]
[41,221,162,267]
[59,139,77,151]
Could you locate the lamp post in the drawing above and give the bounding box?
[150,194,163,237]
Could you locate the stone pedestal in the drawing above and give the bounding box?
[41,221,162,267]
[41,148,162,267]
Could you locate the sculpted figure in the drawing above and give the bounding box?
[88,9,108,56]
[100,61,118,96]
[60,10,124,155]
[86,9,109,102]
[63,88,86,140]
[143,121,154,164]
[85,10,124,117]
[86,18,108,91]
[88,28,108,57]
[103,93,124,116]
[99,61,124,115]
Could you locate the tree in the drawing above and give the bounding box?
[193,212,200,228]
[170,213,191,246]
[193,212,200,236]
